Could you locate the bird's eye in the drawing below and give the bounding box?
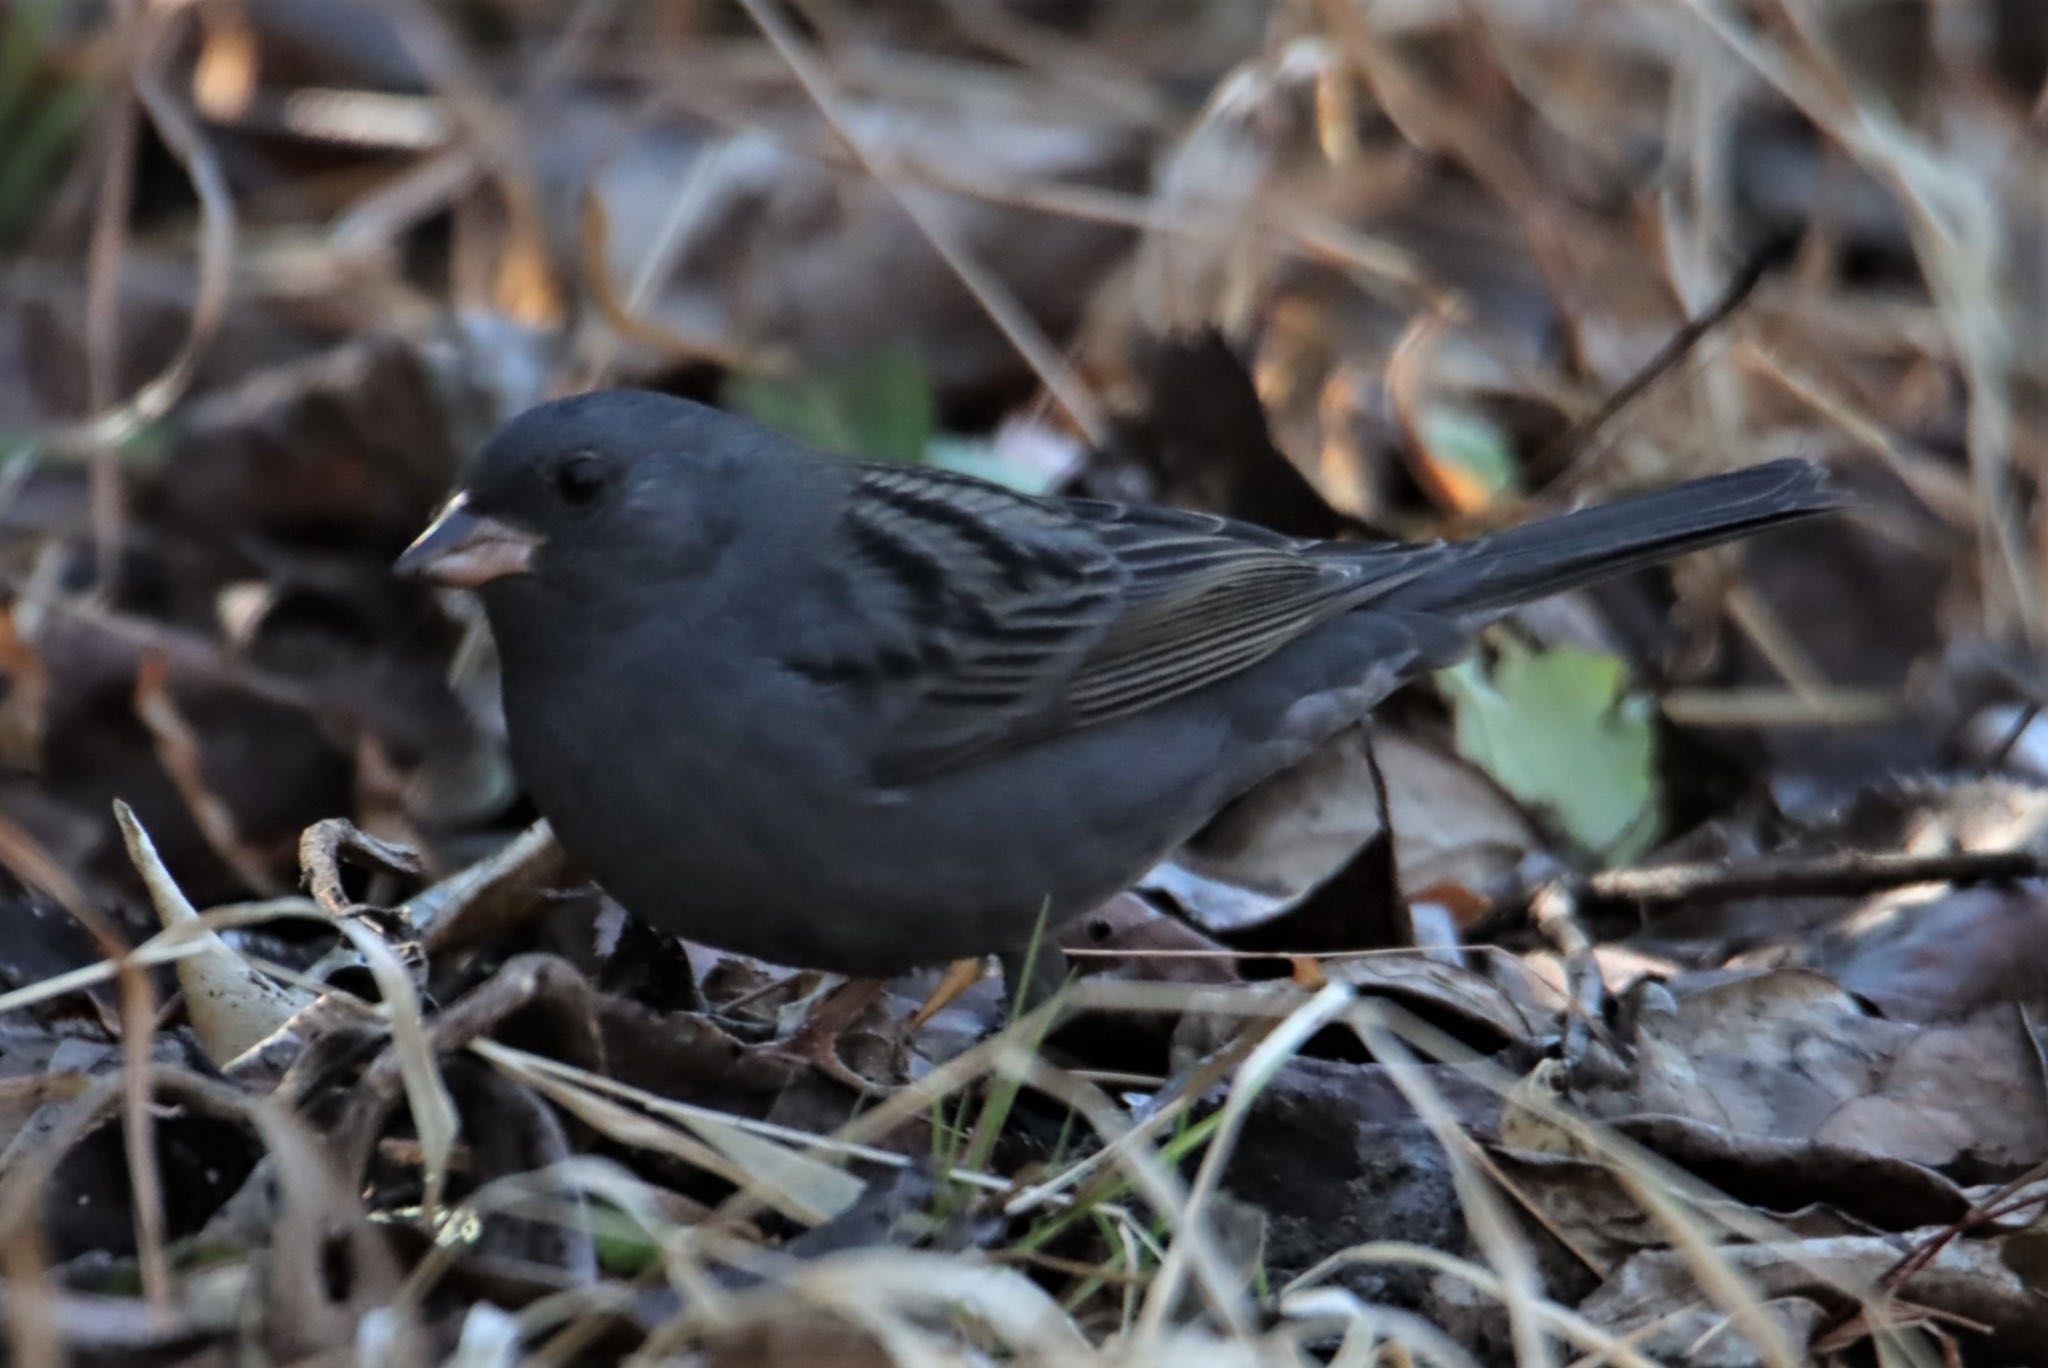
[553,451,610,507]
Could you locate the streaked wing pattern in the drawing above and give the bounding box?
[820,465,1420,782]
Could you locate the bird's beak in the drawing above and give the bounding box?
[394,495,542,588]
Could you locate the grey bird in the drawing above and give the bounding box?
[396,389,1834,984]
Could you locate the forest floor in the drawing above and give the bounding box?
[1,2,2045,1363]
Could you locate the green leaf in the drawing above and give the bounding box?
[0,79,94,242]
[589,1204,661,1278]
[725,347,935,464]
[1438,641,1658,861]
[0,0,65,137]
[1419,405,1519,503]
[0,1,96,247]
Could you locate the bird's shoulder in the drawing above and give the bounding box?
[774,463,1121,704]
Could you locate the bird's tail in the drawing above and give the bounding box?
[1377,458,1839,618]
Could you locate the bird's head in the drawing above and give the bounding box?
[395,389,783,607]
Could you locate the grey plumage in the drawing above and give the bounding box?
[396,389,1838,975]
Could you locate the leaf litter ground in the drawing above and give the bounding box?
[0,1,2046,1363]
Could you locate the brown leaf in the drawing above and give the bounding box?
[1587,969,2048,1173]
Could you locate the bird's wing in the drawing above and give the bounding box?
[794,462,1429,783]
[1054,498,1426,723]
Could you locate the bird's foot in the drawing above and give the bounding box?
[906,957,988,1029]
[763,977,893,1093]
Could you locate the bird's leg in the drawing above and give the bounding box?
[906,957,989,1029]
[770,976,890,1091]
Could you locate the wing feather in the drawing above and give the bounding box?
[798,464,1417,782]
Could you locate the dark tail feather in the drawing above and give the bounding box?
[1380,458,1839,618]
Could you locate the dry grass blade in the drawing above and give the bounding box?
[80,0,139,593]
[477,1039,863,1226]
[1282,1245,1660,1367]
[111,801,312,1063]
[22,595,326,715]
[1351,999,1930,1362]
[1316,2,1584,366]
[780,992,1069,1175]
[132,655,283,896]
[471,1037,1011,1193]
[1003,1028,1256,1219]
[333,916,459,1218]
[511,1157,736,1344]
[53,3,238,457]
[331,144,476,259]
[733,0,1110,445]
[941,0,1169,127]
[632,72,1430,311]
[698,978,1272,1331]
[1134,980,1356,1341]
[1353,1004,1558,1368]
[392,1153,738,1347]
[2,804,170,1312]
[675,1247,1092,1362]
[0,1074,140,1364]
[1000,1049,1253,1337]
[0,603,50,770]
[1284,1285,1486,1367]
[1672,0,2036,638]
[1658,686,1906,729]
[0,900,315,1023]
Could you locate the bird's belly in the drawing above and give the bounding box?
[520,702,1239,975]
[508,600,1436,975]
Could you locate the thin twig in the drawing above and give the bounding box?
[939,0,1170,128]
[1528,885,1623,1085]
[1983,700,2043,774]
[0,814,170,1311]
[1659,686,1905,729]
[1679,0,2039,639]
[1579,847,2046,910]
[577,188,781,379]
[133,655,283,896]
[1545,234,1792,485]
[638,73,1432,304]
[82,1,142,593]
[1723,581,1831,700]
[25,592,326,715]
[1736,341,1976,528]
[1878,1159,2048,1295]
[47,5,239,457]
[1812,1157,2048,1354]
[733,0,1110,444]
